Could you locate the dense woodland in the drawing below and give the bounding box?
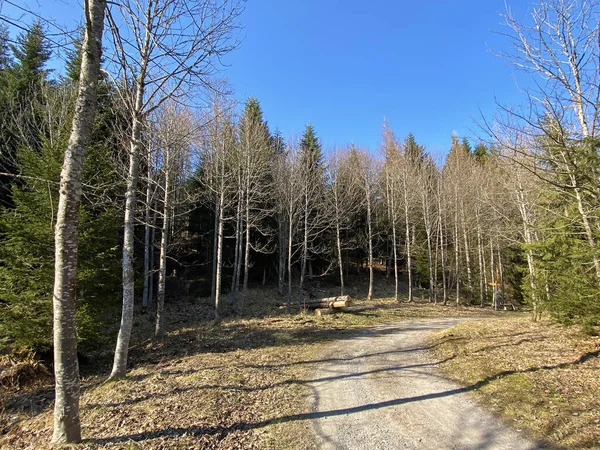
[0,0,599,444]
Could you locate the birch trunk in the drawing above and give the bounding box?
[278,216,286,296]
[403,177,413,302]
[490,239,498,311]
[142,149,153,312]
[211,199,218,302]
[497,244,505,305]
[299,194,309,306]
[155,150,171,339]
[461,208,473,297]
[52,0,105,443]
[439,214,448,305]
[476,215,485,307]
[148,217,155,306]
[242,196,251,312]
[365,183,374,301]
[110,17,151,379]
[214,191,225,320]
[454,206,460,306]
[287,211,294,313]
[336,219,344,296]
[230,192,242,306]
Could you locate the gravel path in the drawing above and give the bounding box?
[309,318,546,450]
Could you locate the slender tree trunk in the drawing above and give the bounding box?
[299,194,309,307]
[52,1,105,443]
[155,151,171,339]
[391,216,399,302]
[477,215,485,308]
[497,244,505,306]
[574,186,600,282]
[366,186,374,301]
[278,216,286,296]
[454,205,460,306]
[242,189,251,303]
[425,226,433,302]
[110,0,155,378]
[461,208,472,299]
[211,199,218,302]
[287,211,294,313]
[490,239,498,311]
[214,191,225,320]
[148,216,155,306]
[403,177,413,302]
[336,219,344,295]
[433,225,439,304]
[142,149,153,313]
[230,192,242,307]
[439,213,448,305]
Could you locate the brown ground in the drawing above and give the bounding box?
[1,286,501,449]
[428,318,600,449]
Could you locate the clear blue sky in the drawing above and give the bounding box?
[2,0,535,157]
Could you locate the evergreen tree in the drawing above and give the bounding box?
[10,21,52,97]
[300,123,324,171]
[404,132,425,164]
[0,136,121,352]
[473,142,489,162]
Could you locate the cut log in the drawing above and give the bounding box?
[302,295,352,309]
[315,305,378,316]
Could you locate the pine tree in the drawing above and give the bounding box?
[10,21,52,99]
[300,123,323,171]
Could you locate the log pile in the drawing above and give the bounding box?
[314,305,377,316]
[300,295,379,316]
[302,295,352,310]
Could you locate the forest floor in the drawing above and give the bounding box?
[1,282,598,449]
[428,318,600,449]
[1,283,502,449]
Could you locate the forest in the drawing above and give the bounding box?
[0,0,599,447]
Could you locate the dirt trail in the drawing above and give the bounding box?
[309,318,546,450]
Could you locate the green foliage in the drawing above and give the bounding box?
[0,117,121,352]
[300,123,323,171]
[10,21,52,94]
[473,142,489,162]
[404,132,425,165]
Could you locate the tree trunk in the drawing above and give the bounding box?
[242,190,251,311]
[278,216,286,296]
[454,205,460,306]
[366,185,374,301]
[148,215,155,306]
[497,244,505,306]
[110,24,150,378]
[230,192,242,308]
[155,150,171,339]
[211,198,218,302]
[336,219,344,296]
[214,191,225,320]
[287,211,294,313]
[142,148,153,313]
[403,179,413,302]
[299,193,309,306]
[461,208,473,298]
[477,215,485,308]
[52,0,105,443]
[490,239,498,311]
[439,214,448,305]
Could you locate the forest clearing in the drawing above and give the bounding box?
[2,282,598,449]
[1,0,600,447]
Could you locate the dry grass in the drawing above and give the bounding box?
[0,282,504,449]
[428,318,600,449]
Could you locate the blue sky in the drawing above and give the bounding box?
[2,0,535,157]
